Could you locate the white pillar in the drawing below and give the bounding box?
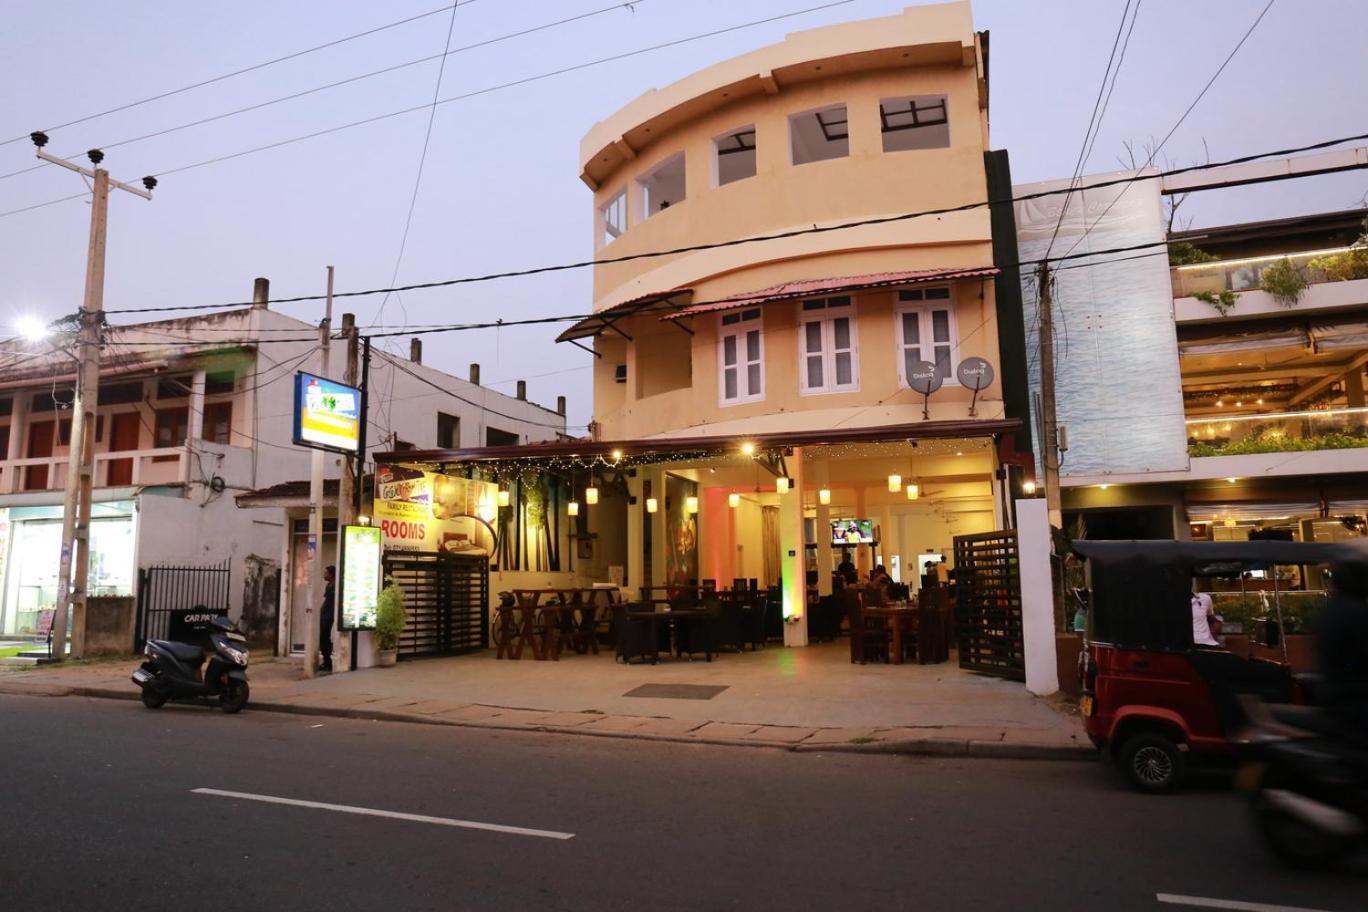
[814,458,832,597]
[185,369,206,487]
[626,472,644,593]
[781,447,808,646]
[1017,497,1060,695]
[883,503,903,583]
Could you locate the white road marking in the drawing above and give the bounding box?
[310,723,324,728]
[1157,893,1339,912]
[192,788,574,840]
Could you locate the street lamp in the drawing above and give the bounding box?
[16,315,50,341]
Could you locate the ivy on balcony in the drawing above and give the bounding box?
[1188,431,1368,457]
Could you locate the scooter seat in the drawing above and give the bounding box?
[153,640,204,663]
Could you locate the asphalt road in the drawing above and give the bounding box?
[2,694,1363,912]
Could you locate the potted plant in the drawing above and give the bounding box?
[374,579,406,667]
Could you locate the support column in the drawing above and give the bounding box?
[1017,497,1060,695]
[1345,365,1365,433]
[184,369,206,487]
[882,502,903,583]
[854,484,869,577]
[5,393,27,492]
[649,467,667,593]
[780,447,808,646]
[701,487,729,586]
[626,472,644,592]
[814,456,832,597]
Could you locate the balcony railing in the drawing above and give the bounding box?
[0,447,188,494]
[1186,406,1368,457]
[1172,245,1368,299]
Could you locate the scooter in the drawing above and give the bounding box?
[1235,699,1367,869]
[132,614,251,713]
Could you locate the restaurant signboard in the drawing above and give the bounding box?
[338,524,382,631]
[373,465,497,556]
[292,372,361,454]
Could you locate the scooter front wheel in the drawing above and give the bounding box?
[220,679,249,714]
[140,686,168,709]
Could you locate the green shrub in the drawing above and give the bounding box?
[1307,247,1368,282]
[1259,258,1309,307]
[1193,289,1238,315]
[374,580,407,651]
[1209,591,1324,634]
[1188,432,1368,457]
[1169,242,1217,266]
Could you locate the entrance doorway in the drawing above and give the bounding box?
[289,518,337,654]
[106,412,141,486]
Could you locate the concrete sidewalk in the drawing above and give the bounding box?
[0,643,1091,760]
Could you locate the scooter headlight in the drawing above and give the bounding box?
[144,643,157,657]
[222,644,249,666]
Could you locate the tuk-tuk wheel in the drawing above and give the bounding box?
[1118,732,1185,793]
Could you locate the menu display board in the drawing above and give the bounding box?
[339,524,382,630]
[292,372,361,454]
[373,465,496,556]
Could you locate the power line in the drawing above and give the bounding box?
[89,129,1368,313]
[376,350,582,430]
[0,191,89,219]
[1059,0,1276,261]
[0,2,643,184]
[0,2,477,150]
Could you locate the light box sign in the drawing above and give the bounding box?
[373,465,496,556]
[339,524,382,631]
[292,372,361,454]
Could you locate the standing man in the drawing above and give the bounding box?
[320,565,336,673]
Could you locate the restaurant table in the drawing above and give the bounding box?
[500,588,620,660]
[858,604,920,665]
[626,605,714,661]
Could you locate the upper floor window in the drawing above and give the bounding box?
[799,296,858,394]
[638,152,685,219]
[203,402,233,444]
[486,427,519,446]
[897,287,956,384]
[155,407,189,449]
[880,95,950,152]
[600,189,626,247]
[715,125,756,186]
[790,104,848,165]
[437,412,460,449]
[718,308,764,405]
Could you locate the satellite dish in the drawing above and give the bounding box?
[907,360,942,420]
[907,360,944,395]
[956,357,995,417]
[956,357,995,390]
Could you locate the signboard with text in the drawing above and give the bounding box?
[338,524,381,631]
[292,372,361,454]
[373,465,496,556]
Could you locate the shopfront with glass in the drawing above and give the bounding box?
[0,501,136,640]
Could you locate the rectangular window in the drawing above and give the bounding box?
[202,401,233,444]
[897,287,957,384]
[718,308,764,405]
[714,125,756,186]
[880,95,950,152]
[157,376,191,400]
[600,190,626,247]
[790,104,848,165]
[798,296,857,394]
[155,407,189,449]
[204,371,236,395]
[638,152,685,219]
[437,412,460,449]
[486,427,519,446]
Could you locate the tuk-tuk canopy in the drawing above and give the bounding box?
[1072,539,1368,651]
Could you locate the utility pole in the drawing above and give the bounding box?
[335,312,359,673]
[1036,261,1063,529]
[303,267,334,678]
[34,134,154,660]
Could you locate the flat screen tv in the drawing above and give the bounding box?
[831,519,875,545]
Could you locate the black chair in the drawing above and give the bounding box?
[845,590,890,664]
[708,595,746,653]
[675,598,717,660]
[764,586,785,641]
[614,604,658,665]
[809,594,842,642]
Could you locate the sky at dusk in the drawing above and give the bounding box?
[2,0,1366,432]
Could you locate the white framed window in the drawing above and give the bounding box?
[879,95,950,152]
[637,152,685,220]
[714,125,757,186]
[789,104,848,165]
[798,296,858,394]
[600,190,626,247]
[718,308,764,405]
[896,287,957,386]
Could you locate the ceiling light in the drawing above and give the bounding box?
[728,493,740,508]
[740,442,756,456]
[905,483,919,501]
[776,477,790,494]
[585,486,599,505]
[818,488,831,505]
[568,501,579,517]
[611,449,623,461]
[887,474,902,493]
[497,489,510,507]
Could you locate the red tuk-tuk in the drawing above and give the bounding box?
[1075,539,1366,793]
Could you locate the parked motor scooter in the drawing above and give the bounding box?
[1235,698,1367,869]
[132,613,250,713]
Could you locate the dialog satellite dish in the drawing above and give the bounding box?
[956,357,995,416]
[908,360,943,419]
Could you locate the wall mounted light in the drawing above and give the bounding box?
[585,486,599,505]
[818,488,831,505]
[776,477,790,494]
[1022,480,1036,496]
[611,449,624,461]
[887,474,902,493]
[740,442,756,456]
[685,495,699,514]
[646,497,658,514]
[497,489,510,507]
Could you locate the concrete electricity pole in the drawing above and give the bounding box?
[1036,261,1063,530]
[303,267,334,678]
[335,311,360,673]
[32,134,154,660]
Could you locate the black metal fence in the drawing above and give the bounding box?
[134,559,232,649]
[383,553,488,659]
[953,530,1025,681]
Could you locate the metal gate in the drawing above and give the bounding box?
[135,559,232,648]
[382,553,488,659]
[953,530,1025,681]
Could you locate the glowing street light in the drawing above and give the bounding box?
[16,315,49,341]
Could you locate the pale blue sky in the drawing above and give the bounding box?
[2,0,1365,431]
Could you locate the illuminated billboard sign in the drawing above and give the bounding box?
[338,524,381,631]
[292,372,360,454]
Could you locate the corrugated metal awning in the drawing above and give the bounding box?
[555,288,693,343]
[661,267,999,320]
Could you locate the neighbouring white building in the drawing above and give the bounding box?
[0,279,566,656]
